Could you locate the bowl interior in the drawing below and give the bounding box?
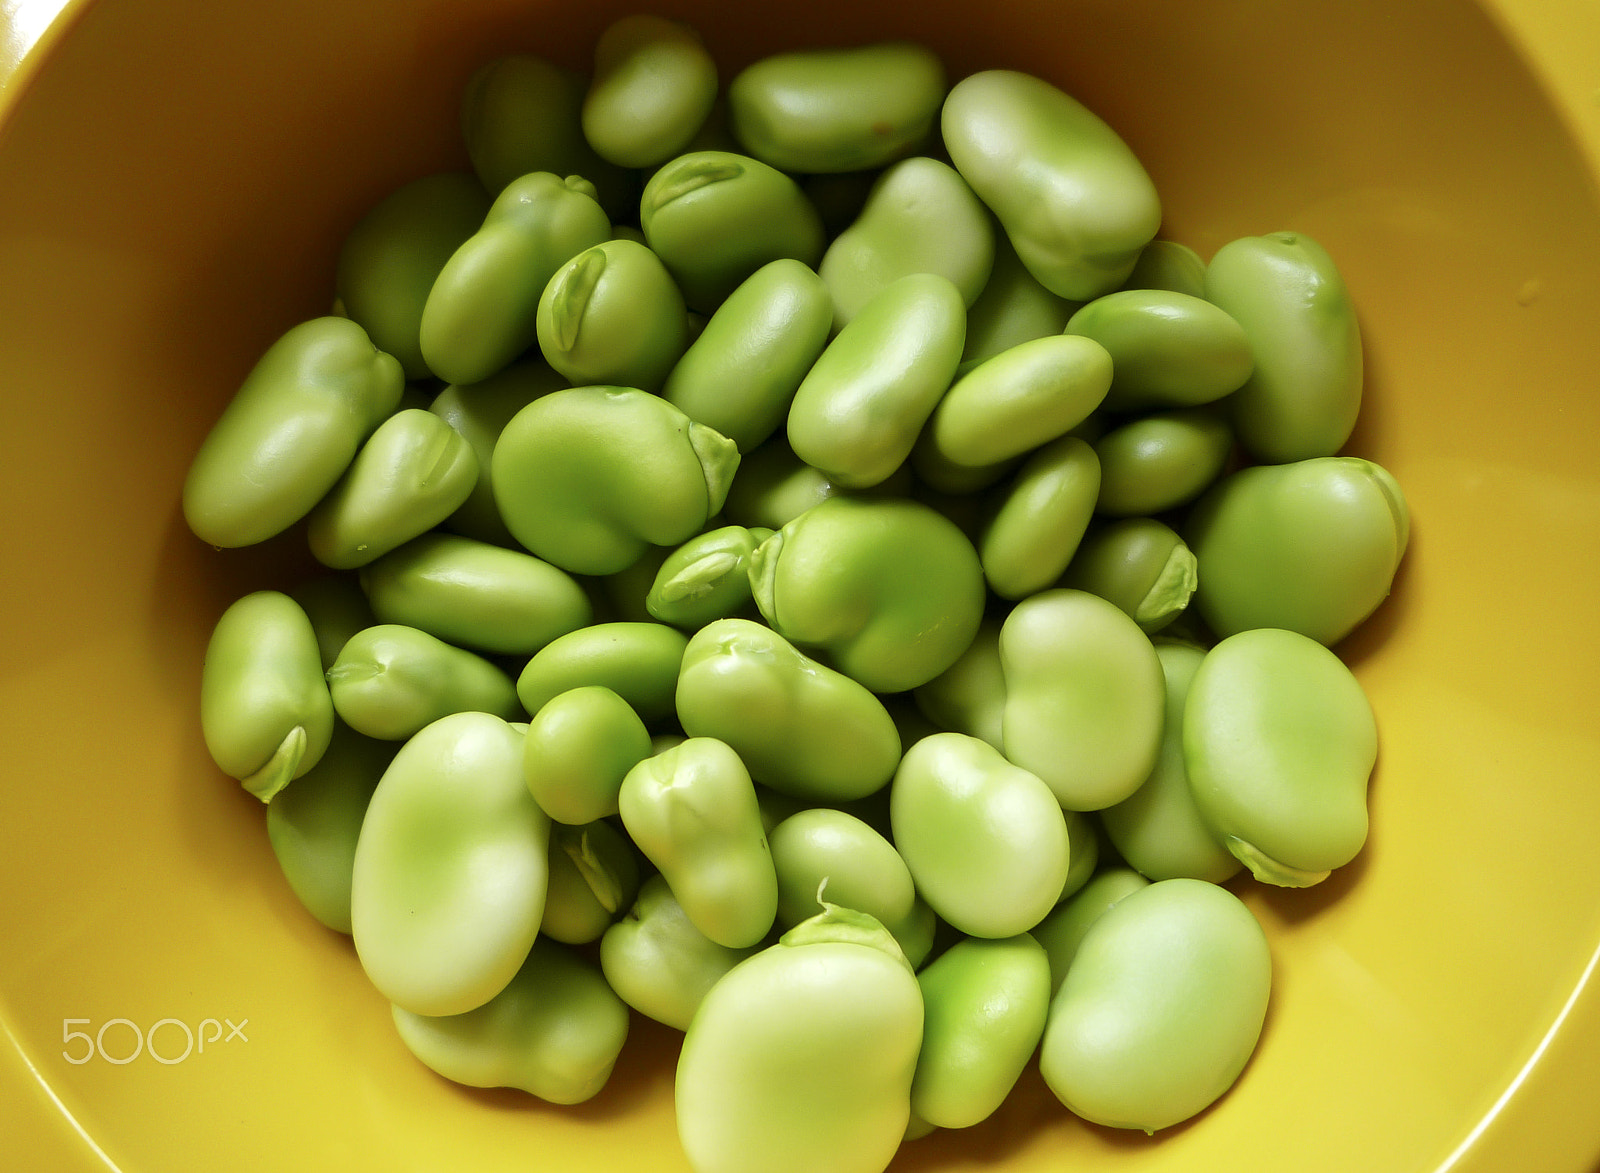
[3,0,1600,1169]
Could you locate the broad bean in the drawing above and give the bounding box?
[428,360,567,545]
[641,151,825,313]
[921,333,1111,470]
[722,435,913,530]
[334,171,490,380]
[999,588,1164,810]
[1059,518,1198,634]
[1066,289,1252,413]
[1204,231,1363,463]
[265,723,394,933]
[912,934,1052,1129]
[350,712,549,1017]
[200,590,334,801]
[536,238,691,391]
[392,937,628,1103]
[582,15,718,169]
[1184,627,1378,886]
[419,172,611,387]
[962,230,1081,365]
[942,70,1161,300]
[305,408,479,570]
[727,42,946,173]
[183,317,403,548]
[819,156,994,328]
[645,525,771,630]
[675,618,901,802]
[326,624,521,740]
[1186,455,1409,644]
[911,617,1006,750]
[749,496,985,693]
[601,874,759,1031]
[787,273,967,488]
[491,386,739,576]
[676,905,922,1173]
[459,54,633,216]
[522,684,652,824]
[890,732,1070,938]
[660,259,833,453]
[618,737,778,949]
[540,819,642,945]
[1099,642,1242,883]
[360,532,591,657]
[1039,878,1271,1132]
[768,808,917,936]
[1032,866,1149,996]
[979,433,1101,600]
[1092,406,1233,515]
[516,620,688,726]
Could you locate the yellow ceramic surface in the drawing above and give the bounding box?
[2,0,1599,1169]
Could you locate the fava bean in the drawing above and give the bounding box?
[419,172,611,387]
[751,496,986,693]
[305,408,479,570]
[618,737,778,949]
[428,360,567,545]
[979,433,1101,600]
[1186,455,1409,644]
[676,905,923,1173]
[536,239,691,391]
[360,532,591,657]
[912,934,1052,1129]
[769,807,917,935]
[522,684,652,824]
[1092,406,1233,515]
[541,819,642,945]
[675,618,902,802]
[641,151,825,313]
[183,317,403,549]
[1204,231,1363,463]
[922,333,1112,470]
[788,273,967,489]
[1039,878,1271,1132]
[819,156,994,328]
[912,617,1006,750]
[392,937,628,1103]
[999,588,1164,810]
[516,620,687,726]
[1184,627,1378,886]
[334,171,490,380]
[459,54,634,216]
[289,573,376,672]
[582,15,718,169]
[491,386,739,576]
[350,712,549,1017]
[200,590,334,801]
[326,624,521,741]
[962,230,1082,365]
[1032,866,1150,996]
[1120,239,1207,298]
[600,874,760,1031]
[1059,518,1198,635]
[721,436,913,530]
[942,70,1161,300]
[1099,642,1242,883]
[645,525,771,630]
[890,732,1070,938]
[265,723,394,934]
[1066,290,1252,413]
[727,42,946,174]
[660,259,833,453]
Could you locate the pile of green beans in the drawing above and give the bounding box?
[190,15,1409,1170]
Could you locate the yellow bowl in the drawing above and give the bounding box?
[4,0,1600,1169]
